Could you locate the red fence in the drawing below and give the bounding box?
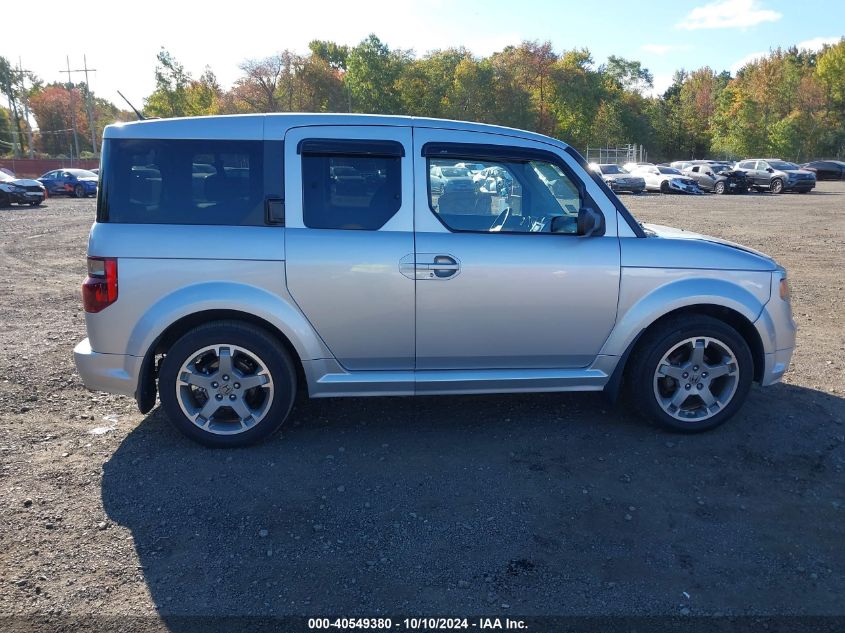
[0,158,100,179]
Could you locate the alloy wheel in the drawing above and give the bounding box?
[652,336,739,423]
[175,343,274,435]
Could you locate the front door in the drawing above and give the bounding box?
[412,129,621,370]
[282,125,415,370]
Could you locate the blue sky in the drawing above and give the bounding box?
[2,0,843,109]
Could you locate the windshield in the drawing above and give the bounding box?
[600,165,624,174]
[768,160,799,171]
[658,167,682,175]
[440,167,470,177]
[68,169,98,178]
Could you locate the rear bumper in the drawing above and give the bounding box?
[73,338,141,397]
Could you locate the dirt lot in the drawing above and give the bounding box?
[0,184,843,625]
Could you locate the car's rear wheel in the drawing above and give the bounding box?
[770,178,784,194]
[626,315,753,433]
[159,321,297,447]
[714,181,726,194]
[73,184,85,198]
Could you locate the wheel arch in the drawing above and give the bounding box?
[136,309,309,414]
[604,302,766,402]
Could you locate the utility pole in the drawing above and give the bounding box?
[17,59,34,158]
[82,55,97,157]
[60,56,99,158]
[59,56,81,160]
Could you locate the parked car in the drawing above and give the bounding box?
[38,168,99,198]
[669,161,694,172]
[800,160,845,181]
[0,170,47,206]
[734,159,816,193]
[590,164,646,193]
[629,165,703,194]
[429,165,476,195]
[454,162,486,174]
[73,113,796,447]
[682,162,748,194]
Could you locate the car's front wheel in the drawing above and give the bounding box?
[159,321,297,447]
[73,184,85,198]
[770,178,784,194]
[626,315,753,432]
[714,181,726,194]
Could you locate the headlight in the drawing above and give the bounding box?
[779,276,790,301]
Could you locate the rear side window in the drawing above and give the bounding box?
[300,140,402,230]
[100,139,265,225]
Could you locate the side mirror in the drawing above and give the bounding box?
[576,207,603,237]
[766,167,774,173]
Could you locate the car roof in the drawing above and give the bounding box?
[103,113,570,150]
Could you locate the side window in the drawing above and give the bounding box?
[691,166,700,173]
[427,156,582,234]
[755,161,767,170]
[301,145,401,230]
[102,139,264,225]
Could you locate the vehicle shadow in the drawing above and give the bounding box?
[102,383,845,623]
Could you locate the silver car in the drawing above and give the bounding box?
[73,114,796,447]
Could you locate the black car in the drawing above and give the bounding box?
[682,162,747,194]
[0,170,47,206]
[800,160,845,181]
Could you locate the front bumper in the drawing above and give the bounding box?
[761,347,794,386]
[11,190,44,204]
[73,338,141,397]
[785,180,815,192]
[754,272,798,386]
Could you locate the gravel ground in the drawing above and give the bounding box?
[0,184,843,624]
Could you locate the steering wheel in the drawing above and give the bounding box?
[490,207,511,232]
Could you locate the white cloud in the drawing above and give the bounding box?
[796,36,841,51]
[677,0,782,30]
[730,51,768,74]
[645,73,677,98]
[642,44,675,55]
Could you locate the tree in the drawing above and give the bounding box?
[144,49,193,117]
[345,35,410,114]
[29,84,92,156]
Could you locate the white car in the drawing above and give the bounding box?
[629,165,703,194]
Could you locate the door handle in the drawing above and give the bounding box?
[398,254,461,280]
[424,255,460,279]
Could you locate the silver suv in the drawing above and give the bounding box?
[73,114,796,447]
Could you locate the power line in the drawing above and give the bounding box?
[58,56,99,159]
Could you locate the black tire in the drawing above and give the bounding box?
[0,191,10,207]
[74,184,85,198]
[714,181,726,194]
[659,180,670,194]
[625,315,753,433]
[158,320,297,447]
[29,201,41,207]
[770,178,784,194]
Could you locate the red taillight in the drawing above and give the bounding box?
[82,257,118,313]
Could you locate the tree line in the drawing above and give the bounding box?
[2,35,844,162]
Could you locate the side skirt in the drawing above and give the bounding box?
[302,356,620,398]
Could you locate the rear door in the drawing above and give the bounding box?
[412,128,621,370]
[282,125,415,371]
